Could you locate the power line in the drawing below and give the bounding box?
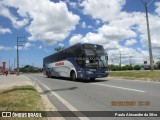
[140,0,145,6]
[147,0,155,6]
[140,0,155,6]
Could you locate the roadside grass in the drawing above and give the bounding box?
[0,85,45,120]
[109,71,160,81]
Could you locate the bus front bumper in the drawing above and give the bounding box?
[86,72,108,78]
[77,68,108,79]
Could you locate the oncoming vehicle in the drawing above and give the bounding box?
[43,43,108,80]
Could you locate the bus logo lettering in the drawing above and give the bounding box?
[55,62,64,66]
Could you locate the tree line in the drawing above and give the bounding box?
[18,65,42,73]
[109,65,141,71]
[109,62,160,71]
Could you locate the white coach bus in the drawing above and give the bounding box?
[43,43,108,80]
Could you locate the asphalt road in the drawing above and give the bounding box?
[26,73,160,120]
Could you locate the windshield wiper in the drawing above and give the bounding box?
[99,57,105,67]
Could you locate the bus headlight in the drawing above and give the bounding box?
[86,71,93,74]
[105,71,108,74]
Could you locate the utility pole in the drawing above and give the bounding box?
[17,36,25,75]
[141,0,154,71]
[129,56,132,67]
[14,58,15,70]
[119,51,121,70]
[17,37,19,75]
[9,60,10,72]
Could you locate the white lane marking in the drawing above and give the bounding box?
[28,76,37,81]
[92,83,146,93]
[37,81,89,120]
[125,79,160,83]
[106,77,160,83]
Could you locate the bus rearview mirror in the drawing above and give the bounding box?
[105,53,108,61]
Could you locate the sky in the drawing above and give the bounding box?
[0,0,160,68]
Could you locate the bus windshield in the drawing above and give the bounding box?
[84,45,107,68]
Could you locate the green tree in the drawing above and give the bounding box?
[134,65,141,70]
[54,46,65,52]
[110,65,121,71]
[129,65,133,70]
[122,65,130,70]
[121,66,127,70]
[19,65,42,73]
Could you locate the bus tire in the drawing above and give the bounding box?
[90,78,95,81]
[70,71,76,81]
[46,71,49,78]
[48,71,51,78]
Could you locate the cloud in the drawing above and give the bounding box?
[155,2,160,16]
[0,26,11,34]
[13,42,33,50]
[69,1,160,65]
[81,0,160,48]
[1,0,160,65]
[38,45,42,49]
[69,2,77,8]
[95,19,101,25]
[0,4,29,28]
[0,43,32,52]
[81,22,86,28]
[0,45,12,50]
[58,43,65,47]
[0,0,80,44]
[139,14,160,48]
[81,21,94,29]
[108,47,149,65]
[70,34,83,45]
[81,0,126,22]
[88,25,93,29]
[83,32,106,43]
[125,39,137,46]
[70,24,136,46]
[76,0,160,65]
[23,43,32,49]
[99,25,136,41]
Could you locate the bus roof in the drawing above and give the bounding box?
[44,43,103,59]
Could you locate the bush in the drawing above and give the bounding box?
[110,65,135,71]
[109,65,120,71]
[134,65,141,70]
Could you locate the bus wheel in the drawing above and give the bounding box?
[46,72,49,78]
[90,78,95,81]
[48,72,51,78]
[71,71,76,81]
